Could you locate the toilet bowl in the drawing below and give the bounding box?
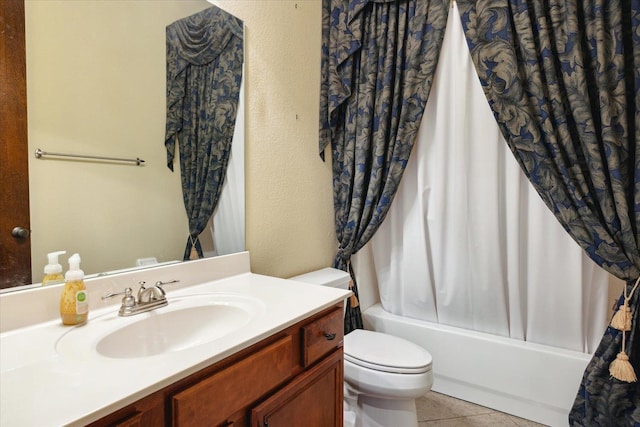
[344,329,433,427]
[291,268,433,427]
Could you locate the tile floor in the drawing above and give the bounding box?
[416,392,547,426]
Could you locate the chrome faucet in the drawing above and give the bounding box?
[137,281,166,304]
[102,280,179,316]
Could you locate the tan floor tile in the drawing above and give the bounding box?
[507,414,548,426]
[419,412,518,426]
[416,392,494,421]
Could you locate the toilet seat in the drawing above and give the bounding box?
[344,329,432,374]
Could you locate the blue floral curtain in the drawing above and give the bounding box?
[319,0,449,333]
[456,0,640,424]
[165,7,244,260]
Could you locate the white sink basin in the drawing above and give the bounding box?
[56,293,265,359]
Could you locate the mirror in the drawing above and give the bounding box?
[18,0,244,289]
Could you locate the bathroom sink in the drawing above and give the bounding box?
[96,304,250,358]
[56,293,265,359]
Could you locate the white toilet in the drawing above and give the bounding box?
[292,268,433,427]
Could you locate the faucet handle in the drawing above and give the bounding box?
[102,287,136,308]
[154,279,180,288]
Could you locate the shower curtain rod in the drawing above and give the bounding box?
[34,148,145,166]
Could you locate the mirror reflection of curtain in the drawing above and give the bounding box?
[165,6,244,260]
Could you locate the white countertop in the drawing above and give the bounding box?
[0,254,350,426]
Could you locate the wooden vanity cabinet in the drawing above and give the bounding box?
[89,304,344,427]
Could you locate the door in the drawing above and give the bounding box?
[0,0,31,288]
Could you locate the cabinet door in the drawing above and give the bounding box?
[251,350,343,427]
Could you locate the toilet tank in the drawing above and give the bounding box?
[290,267,350,290]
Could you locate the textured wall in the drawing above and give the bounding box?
[212,0,336,277]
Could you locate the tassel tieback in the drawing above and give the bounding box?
[610,352,637,383]
[610,276,638,332]
[348,279,359,308]
[345,260,360,309]
[188,235,199,260]
[609,276,639,383]
[611,305,632,331]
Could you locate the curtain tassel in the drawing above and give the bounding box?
[348,279,359,308]
[345,260,359,308]
[609,277,638,382]
[189,236,199,260]
[610,352,637,383]
[610,277,639,332]
[611,305,632,331]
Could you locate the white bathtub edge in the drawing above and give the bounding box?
[363,303,589,427]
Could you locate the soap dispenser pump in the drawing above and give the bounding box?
[60,253,88,325]
[42,250,66,286]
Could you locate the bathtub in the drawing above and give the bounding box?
[363,303,591,427]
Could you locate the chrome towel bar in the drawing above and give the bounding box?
[35,148,145,166]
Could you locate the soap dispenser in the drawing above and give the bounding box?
[42,251,66,286]
[60,253,88,325]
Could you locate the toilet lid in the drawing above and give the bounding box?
[343,329,432,374]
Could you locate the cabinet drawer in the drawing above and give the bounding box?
[302,307,343,367]
[172,335,295,426]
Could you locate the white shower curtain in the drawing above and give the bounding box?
[354,3,609,354]
[204,78,246,257]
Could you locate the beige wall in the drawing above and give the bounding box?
[26,0,336,280]
[209,0,337,278]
